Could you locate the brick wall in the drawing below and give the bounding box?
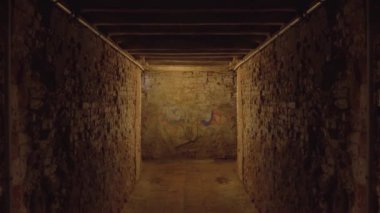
[11,0,142,212]
[142,70,236,159]
[237,0,368,212]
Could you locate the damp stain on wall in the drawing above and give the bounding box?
[142,71,237,159]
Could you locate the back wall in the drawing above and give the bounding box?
[142,70,236,159]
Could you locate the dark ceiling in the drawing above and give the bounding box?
[61,0,317,68]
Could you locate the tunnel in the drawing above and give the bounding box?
[0,0,380,212]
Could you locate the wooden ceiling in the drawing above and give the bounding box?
[62,0,316,68]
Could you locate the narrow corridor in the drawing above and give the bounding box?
[1,0,379,212]
[123,160,256,213]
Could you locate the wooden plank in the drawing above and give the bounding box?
[146,60,231,65]
[126,48,252,52]
[119,38,260,49]
[86,13,293,24]
[114,35,266,46]
[142,56,238,60]
[109,32,270,36]
[82,8,297,13]
[98,25,280,34]
[147,65,230,72]
[118,36,261,50]
[131,52,247,56]
[95,22,285,26]
[63,0,304,10]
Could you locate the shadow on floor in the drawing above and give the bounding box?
[123,159,257,213]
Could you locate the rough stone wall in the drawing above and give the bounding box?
[236,69,243,180]
[142,71,236,159]
[135,70,142,180]
[11,0,142,212]
[237,0,368,212]
[0,1,8,212]
[374,36,380,213]
[373,1,380,211]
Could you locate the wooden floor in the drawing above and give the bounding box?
[123,160,257,213]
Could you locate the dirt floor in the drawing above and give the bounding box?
[123,160,257,213]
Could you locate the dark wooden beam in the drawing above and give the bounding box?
[131,52,247,56]
[109,32,270,36]
[85,13,293,25]
[114,35,265,47]
[64,0,306,10]
[81,8,297,13]
[127,48,252,53]
[142,56,238,60]
[128,51,250,56]
[127,49,251,55]
[146,60,231,66]
[95,22,285,27]
[98,25,280,34]
[119,37,260,50]
[148,65,230,72]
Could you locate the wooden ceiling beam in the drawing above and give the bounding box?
[81,8,297,13]
[85,13,292,25]
[131,52,247,56]
[146,60,231,66]
[63,0,305,10]
[119,39,260,50]
[109,32,270,36]
[97,25,280,34]
[142,56,238,60]
[113,35,266,45]
[127,49,251,55]
[126,48,252,52]
[147,65,230,72]
[94,22,285,27]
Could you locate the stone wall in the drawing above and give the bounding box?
[0,1,9,212]
[237,0,368,212]
[374,35,380,213]
[372,1,380,211]
[11,0,142,212]
[142,70,236,159]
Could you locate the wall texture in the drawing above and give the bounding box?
[11,0,142,212]
[237,0,368,212]
[0,1,9,212]
[142,70,236,159]
[374,36,380,213]
[373,1,380,211]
